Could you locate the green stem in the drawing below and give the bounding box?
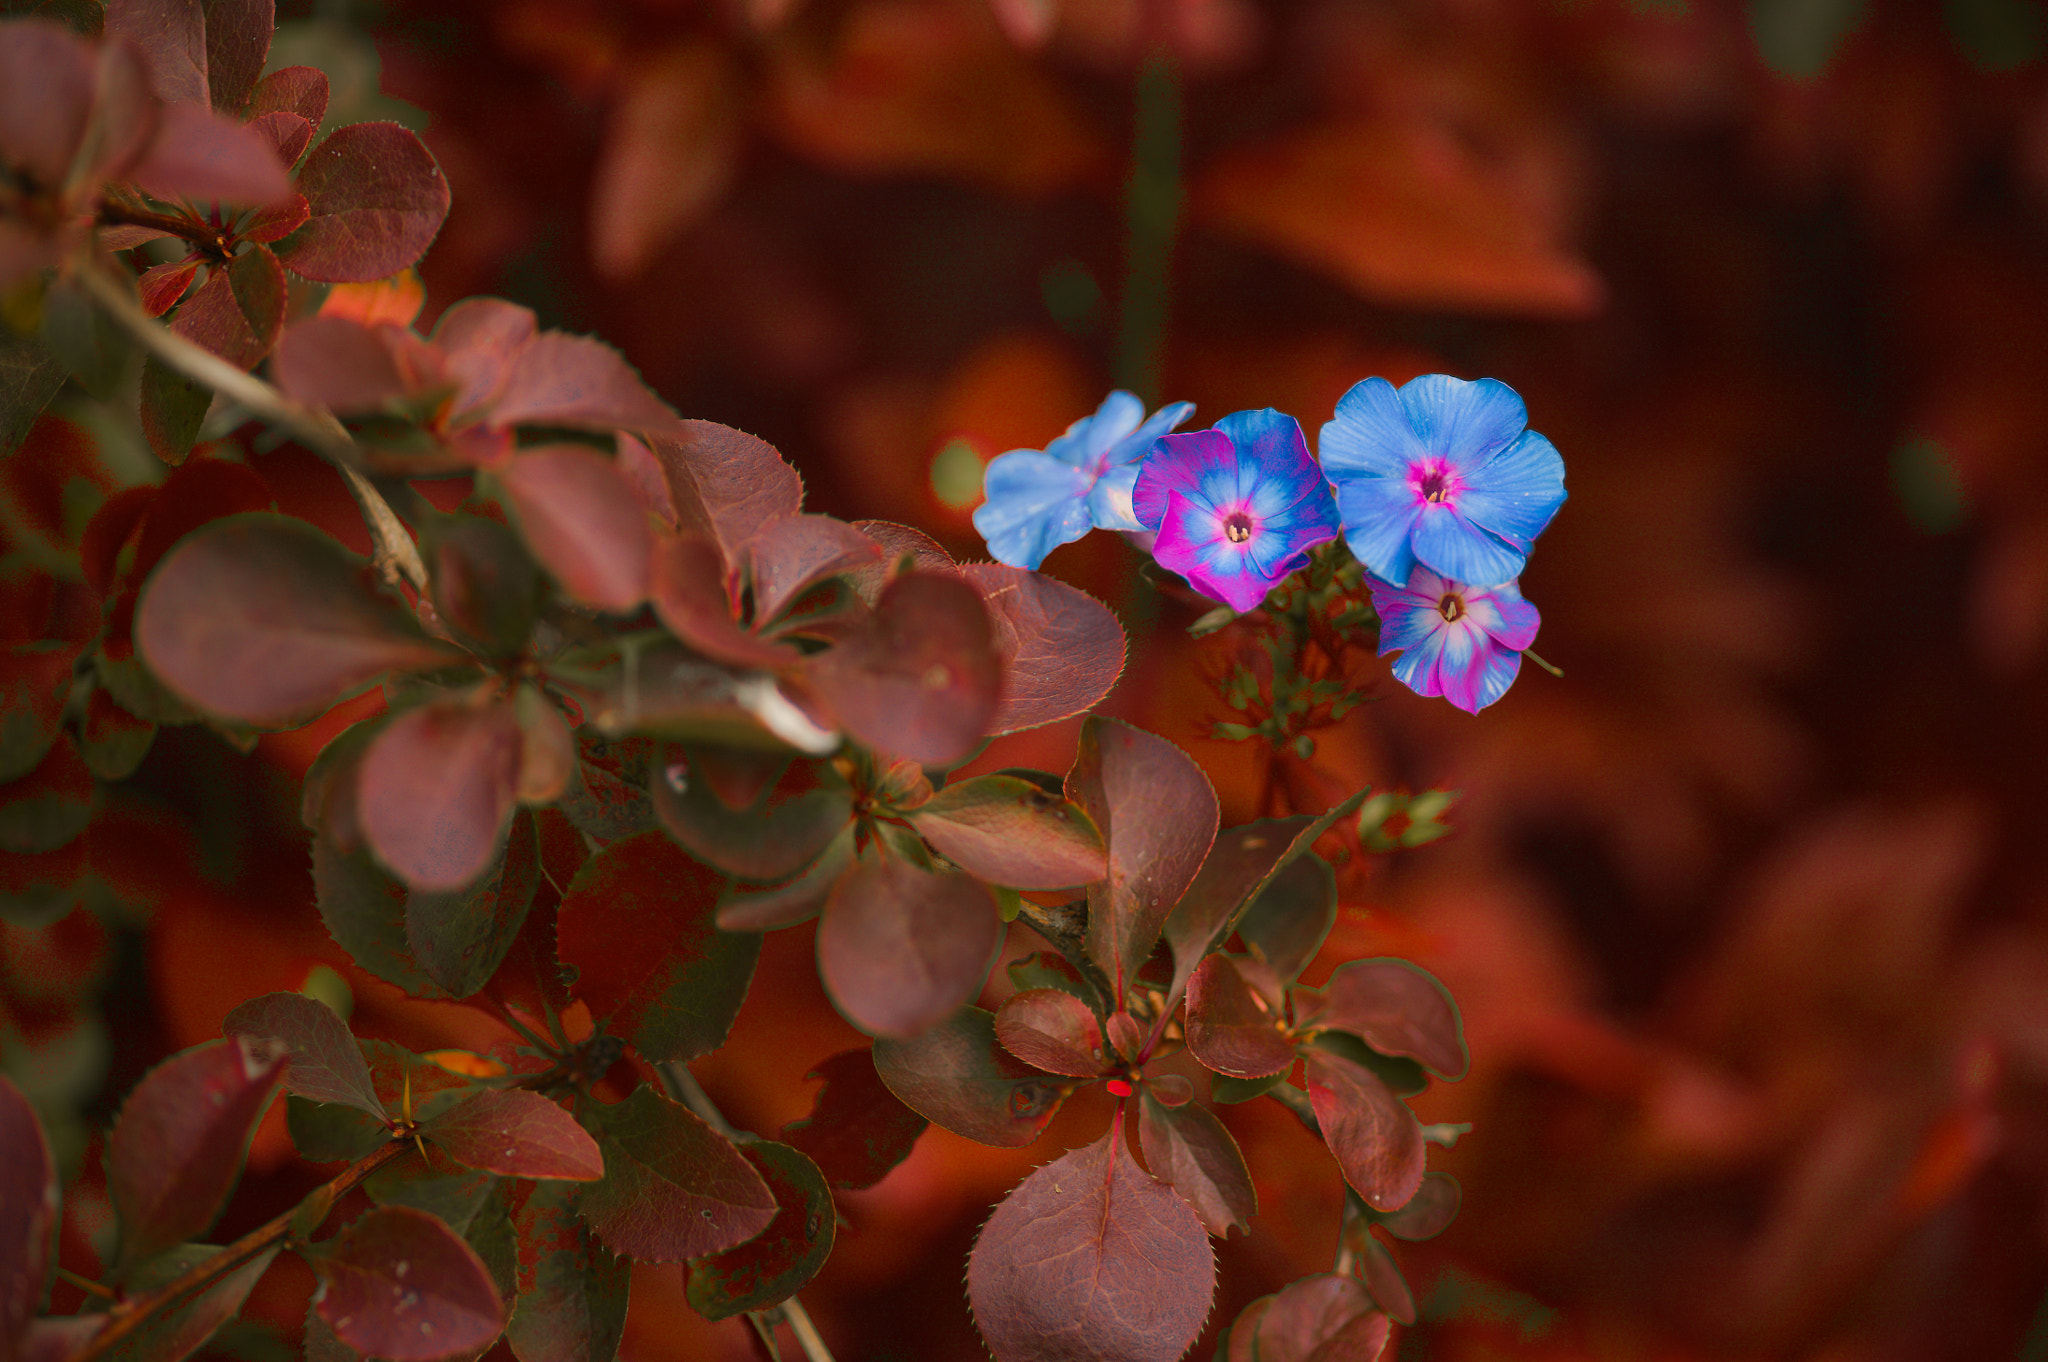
[1113,49,1181,404]
[74,1140,413,1362]
[72,262,430,594]
[1522,648,1564,678]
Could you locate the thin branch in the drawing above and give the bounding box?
[72,261,430,593]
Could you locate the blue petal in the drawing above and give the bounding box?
[1396,375,1527,467]
[1458,429,1566,547]
[1319,378,1424,478]
[1469,582,1540,651]
[1104,399,1197,468]
[1043,390,1145,469]
[1134,430,1236,529]
[973,451,1092,569]
[1335,476,1423,586]
[1373,592,1439,655]
[1388,624,1451,699]
[1464,647,1522,712]
[1086,464,1146,531]
[1409,506,1527,588]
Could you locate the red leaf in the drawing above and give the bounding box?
[808,571,999,766]
[1345,1228,1414,1325]
[644,422,803,561]
[311,1204,504,1361]
[554,829,761,1063]
[777,1048,927,1190]
[852,519,955,582]
[169,243,287,368]
[281,121,450,283]
[494,447,653,612]
[1297,960,1468,1080]
[967,1124,1213,1362]
[504,1180,629,1362]
[745,514,881,626]
[1245,1274,1389,1362]
[246,112,311,172]
[423,1089,602,1181]
[1303,1050,1425,1214]
[202,0,272,116]
[489,331,685,438]
[649,534,793,670]
[1380,1171,1460,1241]
[909,773,1106,889]
[270,314,434,413]
[222,990,384,1118]
[131,100,292,205]
[106,1038,285,1271]
[106,0,206,107]
[956,562,1125,736]
[588,41,741,281]
[134,514,460,726]
[1136,1090,1257,1238]
[1185,955,1295,1079]
[817,850,1002,1038]
[992,988,1111,1077]
[356,695,524,891]
[684,1140,833,1320]
[0,1075,56,1350]
[579,1086,777,1261]
[136,258,199,316]
[1233,854,1339,989]
[98,1243,282,1362]
[871,1006,1068,1147]
[404,792,544,995]
[651,748,849,881]
[245,64,326,125]
[1067,716,1218,996]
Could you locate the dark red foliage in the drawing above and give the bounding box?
[309,1205,504,1361]
[577,1086,777,1262]
[279,121,450,284]
[222,991,385,1118]
[0,1077,54,1355]
[992,988,1111,1078]
[1302,1050,1424,1215]
[683,1141,834,1321]
[422,1089,603,1181]
[1295,959,1469,1081]
[1184,955,1295,1080]
[777,1048,928,1190]
[872,1006,1069,1148]
[815,848,1002,1038]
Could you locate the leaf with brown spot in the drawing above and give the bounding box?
[777,1048,926,1190]
[872,1006,1067,1147]
[967,1124,1213,1362]
[684,1141,833,1320]
[578,1086,776,1262]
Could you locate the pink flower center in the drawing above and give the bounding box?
[1437,592,1465,623]
[1413,458,1462,505]
[1223,512,1254,544]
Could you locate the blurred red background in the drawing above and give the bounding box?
[10,0,2048,1358]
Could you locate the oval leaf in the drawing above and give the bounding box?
[495,447,653,612]
[95,1243,282,1362]
[967,1124,1213,1362]
[1380,1172,1460,1241]
[777,1048,927,1190]
[504,1180,630,1362]
[956,562,1125,735]
[357,696,523,892]
[1185,955,1295,1079]
[872,1006,1067,1147]
[807,572,1000,767]
[644,422,802,560]
[1303,1050,1425,1214]
[168,244,286,369]
[579,1086,777,1261]
[0,1075,55,1350]
[134,514,462,726]
[909,774,1106,889]
[422,1089,602,1181]
[1251,1274,1390,1362]
[405,805,542,997]
[1136,1090,1257,1238]
[106,1038,285,1272]
[311,1204,504,1361]
[650,750,849,882]
[816,852,1002,1039]
[1305,959,1468,1080]
[684,1141,834,1321]
[222,991,384,1118]
[992,989,1110,1077]
[554,829,761,1063]
[281,121,451,283]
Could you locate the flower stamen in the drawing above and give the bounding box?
[1224,512,1254,544]
[1437,593,1465,623]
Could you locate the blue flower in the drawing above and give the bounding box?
[972,391,1195,569]
[1133,408,1340,614]
[1368,568,1540,713]
[1319,375,1566,589]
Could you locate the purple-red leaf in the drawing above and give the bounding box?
[488,331,685,438]
[872,1006,1068,1147]
[777,1048,927,1189]
[651,749,849,882]
[0,1075,55,1353]
[169,242,286,368]
[1380,1171,1460,1241]
[106,1037,285,1271]
[1135,1090,1257,1239]
[1067,716,1218,996]
[310,1204,504,1361]
[357,695,524,892]
[222,990,383,1118]
[684,1140,834,1320]
[504,1180,629,1362]
[245,64,328,127]
[1233,853,1338,989]
[644,422,802,561]
[133,514,461,726]
[808,571,1000,767]
[967,1124,1213,1362]
[649,534,792,670]
[269,313,425,413]
[579,1086,777,1261]
[992,988,1110,1077]
[1303,1050,1425,1214]
[280,121,450,283]
[1247,1274,1390,1362]
[405,796,543,996]
[1346,1228,1415,1325]
[106,0,205,106]
[246,111,311,172]
[422,1089,602,1181]
[130,100,292,205]
[744,514,881,626]
[202,0,272,115]
[956,562,1125,735]
[816,850,1002,1038]
[1185,954,1295,1079]
[494,447,653,612]
[909,774,1106,889]
[1298,959,1468,1080]
[97,1243,282,1362]
[554,829,761,1063]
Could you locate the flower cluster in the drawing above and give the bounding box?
[974,375,1568,712]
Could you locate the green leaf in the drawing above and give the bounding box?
[684,1141,834,1320]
